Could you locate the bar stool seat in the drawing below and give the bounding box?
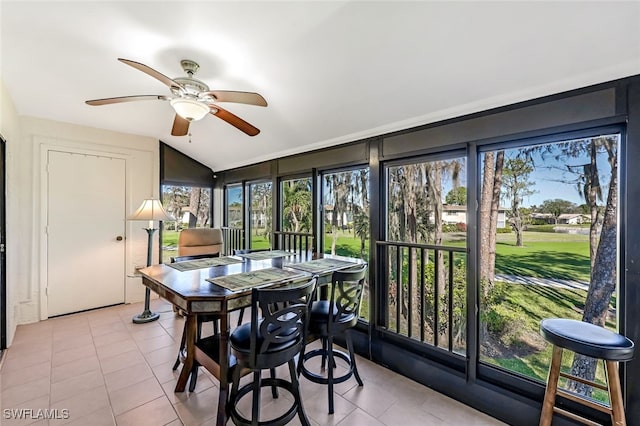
[539,318,634,426]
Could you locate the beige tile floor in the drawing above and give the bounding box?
[0,299,506,426]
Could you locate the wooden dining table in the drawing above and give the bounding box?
[138,251,365,426]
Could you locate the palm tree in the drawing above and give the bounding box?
[282,178,312,232]
[353,208,369,259]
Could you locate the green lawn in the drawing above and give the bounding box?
[493,231,590,282]
[161,230,179,262]
[481,282,614,402]
[323,231,369,259]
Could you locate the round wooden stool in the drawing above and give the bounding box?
[539,318,634,426]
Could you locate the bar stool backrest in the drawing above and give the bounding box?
[250,278,317,368]
[328,264,368,332]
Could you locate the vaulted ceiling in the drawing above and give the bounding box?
[2,1,639,171]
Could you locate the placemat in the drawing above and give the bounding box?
[207,267,308,291]
[236,250,297,261]
[168,256,244,272]
[284,258,360,274]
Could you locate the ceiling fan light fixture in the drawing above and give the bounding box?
[170,98,210,121]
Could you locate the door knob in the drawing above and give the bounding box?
[116,236,124,241]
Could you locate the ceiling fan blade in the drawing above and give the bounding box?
[212,106,260,136]
[118,58,182,90]
[202,91,267,107]
[171,114,190,136]
[85,95,169,106]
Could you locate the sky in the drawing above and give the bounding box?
[224,135,617,211]
[505,139,615,208]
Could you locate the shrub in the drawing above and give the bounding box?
[483,304,526,344]
[442,223,458,233]
[456,222,467,232]
[496,227,512,234]
[482,281,526,345]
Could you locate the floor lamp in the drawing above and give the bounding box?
[128,198,175,324]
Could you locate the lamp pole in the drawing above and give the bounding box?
[128,198,174,324]
[132,226,160,323]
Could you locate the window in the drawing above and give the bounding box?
[280,177,312,233]
[225,184,243,228]
[160,185,212,262]
[384,155,467,354]
[322,168,370,319]
[248,181,272,249]
[478,133,620,403]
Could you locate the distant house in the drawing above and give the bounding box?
[250,208,267,228]
[557,213,590,225]
[324,205,351,229]
[530,213,555,224]
[530,212,590,225]
[442,205,507,228]
[181,210,197,228]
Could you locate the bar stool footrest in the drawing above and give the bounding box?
[553,406,601,426]
[229,377,299,426]
[299,347,355,385]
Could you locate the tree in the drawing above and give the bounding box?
[353,209,369,259]
[479,151,504,292]
[445,186,466,205]
[527,135,619,397]
[501,157,536,247]
[161,185,212,231]
[387,163,430,336]
[326,172,352,254]
[189,187,210,227]
[282,179,312,232]
[250,183,272,239]
[538,198,577,224]
[387,159,463,344]
[567,136,618,396]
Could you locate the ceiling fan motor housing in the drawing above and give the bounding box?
[170,60,212,99]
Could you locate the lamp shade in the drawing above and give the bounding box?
[127,199,175,222]
[170,98,210,121]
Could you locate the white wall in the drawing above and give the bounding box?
[1,78,22,346]
[0,78,160,345]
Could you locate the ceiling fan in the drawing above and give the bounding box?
[86,58,267,136]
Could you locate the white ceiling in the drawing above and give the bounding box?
[2,1,639,172]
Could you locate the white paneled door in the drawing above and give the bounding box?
[47,150,126,317]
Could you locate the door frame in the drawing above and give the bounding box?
[39,143,132,319]
[0,137,6,349]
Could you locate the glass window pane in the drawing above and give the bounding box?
[248,181,272,249]
[478,135,620,404]
[225,184,243,228]
[385,157,467,354]
[322,168,370,320]
[281,177,312,232]
[161,185,212,262]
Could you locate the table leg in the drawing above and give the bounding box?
[217,313,230,426]
[175,313,196,392]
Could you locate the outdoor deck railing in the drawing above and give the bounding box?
[376,240,467,353]
[221,226,244,256]
[273,231,314,255]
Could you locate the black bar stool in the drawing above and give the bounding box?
[298,264,368,414]
[539,318,634,426]
[227,278,317,426]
